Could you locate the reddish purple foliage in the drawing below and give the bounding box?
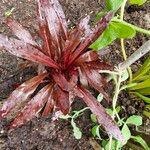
[0,0,124,142]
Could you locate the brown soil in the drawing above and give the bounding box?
[0,0,150,150]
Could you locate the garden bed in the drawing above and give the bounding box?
[0,0,150,149]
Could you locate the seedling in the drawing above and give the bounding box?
[5,7,15,17]
[90,68,149,149]
[60,107,89,139]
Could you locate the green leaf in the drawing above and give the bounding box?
[143,110,150,118]
[102,140,108,148]
[90,23,117,50]
[90,114,97,123]
[130,78,150,90]
[73,126,82,139]
[71,119,82,139]
[136,87,150,95]
[106,108,113,116]
[97,93,104,102]
[134,92,150,104]
[95,11,107,20]
[90,21,136,50]
[111,22,136,39]
[145,105,150,109]
[130,0,147,6]
[105,106,121,117]
[135,75,150,82]
[91,125,101,139]
[105,139,120,150]
[120,83,137,91]
[133,56,150,81]
[105,0,124,11]
[120,69,129,82]
[126,115,142,126]
[131,136,149,150]
[121,124,131,143]
[116,106,121,113]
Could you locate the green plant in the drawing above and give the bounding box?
[90,63,149,149]
[90,0,149,82]
[128,55,150,117]
[91,0,149,50]
[91,113,149,150]
[60,107,89,139]
[90,0,150,144]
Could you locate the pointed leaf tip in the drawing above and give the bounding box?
[38,0,68,54]
[0,35,59,69]
[6,18,37,45]
[74,86,124,142]
[0,73,48,119]
[9,84,52,128]
[68,13,112,66]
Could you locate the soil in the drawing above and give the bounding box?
[0,0,150,150]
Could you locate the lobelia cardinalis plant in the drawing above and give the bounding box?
[0,0,124,142]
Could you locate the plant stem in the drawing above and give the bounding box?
[109,72,122,150]
[120,39,127,60]
[120,0,127,61]
[120,0,127,20]
[120,40,133,82]
[120,0,133,82]
[99,70,119,75]
[119,40,150,70]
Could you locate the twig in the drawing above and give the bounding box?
[119,40,150,70]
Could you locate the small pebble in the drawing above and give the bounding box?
[0,130,4,134]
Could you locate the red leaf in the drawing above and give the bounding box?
[53,85,70,115]
[0,73,48,119]
[10,84,52,128]
[63,31,81,67]
[63,16,91,67]
[38,64,47,74]
[75,51,99,64]
[37,0,56,57]
[11,83,20,89]
[82,65,110,102]
[0,35,59,69]
[42,87,54,117]
[86,60,113,71]
[74,86,124,142]
[6,18,37,45]
[69,68,78,86]
[78,67,89,87]
[52,72,70,91]
[38,0,68,56]
[52,71,77,92]
[38,21,54,57]
[78,15,91,38]
[67,13,112,67]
